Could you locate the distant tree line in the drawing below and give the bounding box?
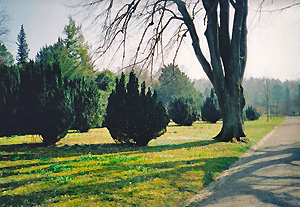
[194,77,300,116]
[243,77,300,116]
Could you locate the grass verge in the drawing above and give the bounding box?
[0,116,284,207]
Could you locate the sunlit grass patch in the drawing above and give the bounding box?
[0,117,284,206]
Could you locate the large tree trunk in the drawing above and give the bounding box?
[177,0,248,142]
[214,81,247,142]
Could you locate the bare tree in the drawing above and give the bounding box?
[75,0,248,142]
[262,78,272,122]
[0,7,9,42]
[256,0,300,13]
[76,0,298,142]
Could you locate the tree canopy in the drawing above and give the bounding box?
[95,69,116,92]
[63,17,95,78]
[154,64,201,106]
[16,25,30,64]
[36,18,95,79]
[76,0,300,142]
[0,42,14,66]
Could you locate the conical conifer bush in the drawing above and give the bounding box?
[105,70,169,146]
[201,89,222,123]
[0,62,75,145]
[169,97,199,126]
[245,105,260,121]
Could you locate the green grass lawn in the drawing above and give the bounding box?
[0,117,284,207]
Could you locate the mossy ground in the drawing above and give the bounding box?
[0,117,284,207]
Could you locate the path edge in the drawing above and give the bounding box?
[183,119,284,207]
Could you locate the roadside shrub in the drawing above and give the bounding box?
[168,97,199,126]
[245,105,260,121]
[201,89,222,123]
[105,71,169,146]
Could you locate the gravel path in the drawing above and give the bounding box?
[186,116,300,207]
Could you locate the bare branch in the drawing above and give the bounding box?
[202,0,224,85]
[257,2,300,13]
[230,0,236,9]
[172,29,188,65]
[0,7,9,42]
[192,0,203,19]
[174,0,213,81]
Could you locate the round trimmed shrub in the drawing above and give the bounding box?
[201,89,222,123]
[168,97,199,126]
[245,105,260,121]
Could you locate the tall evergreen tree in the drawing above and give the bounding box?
[36,39,77,78]
[16,25,30,64]
[36,18,95,79]
[63,17,94,78]
[168,97,199,126]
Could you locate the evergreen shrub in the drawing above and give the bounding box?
[168,97,199,126]
[0,64,20,136]
[68,77,101,132]
[0,62,75,145]
[19,62,75,145]
[105,71,169,146]
[201,89,222,123]
[245,105,260,121]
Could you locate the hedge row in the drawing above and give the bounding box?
[0,62,100,145]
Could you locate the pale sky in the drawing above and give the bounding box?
[1,0,300,81]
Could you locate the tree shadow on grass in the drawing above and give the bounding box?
[0,155,238,207]
[0,139,217,161]
[0,137,221,206]
[188,143,300,207]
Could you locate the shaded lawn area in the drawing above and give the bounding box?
[0,117,284,207]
